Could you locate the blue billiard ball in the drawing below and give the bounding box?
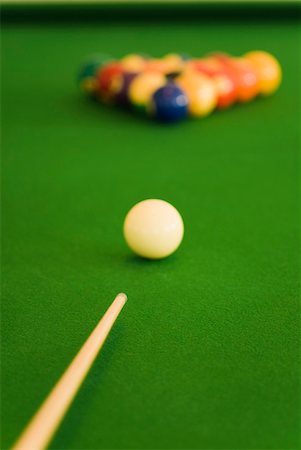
[150,84,189,122]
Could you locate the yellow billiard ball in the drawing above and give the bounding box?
[243,51,282,95]
[121,54,147,72]
[176,70,217,117]
[128,71,166,109]
[123,199,184,259]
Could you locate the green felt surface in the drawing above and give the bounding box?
[1,8,300,450]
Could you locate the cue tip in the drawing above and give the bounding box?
[116,292,127,303]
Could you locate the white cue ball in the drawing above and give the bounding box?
[123,199,184,259]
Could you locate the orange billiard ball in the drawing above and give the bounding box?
[188,57,238,108]
[213,73,237,109]
[213,53,259,102]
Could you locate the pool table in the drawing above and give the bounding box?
[1,2,300,449]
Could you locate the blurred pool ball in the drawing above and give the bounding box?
[213,53,259,102]
[145,58,170,74]
[190,58,238,108]
[161,53,186,73]
[176,70,217,117]
[96,62,124,102]
[121,54,148,72]
[150,84,189,122]
[111,72,138,106]
[145,54,186,75]
[213,73,237,108]
[129,71,166,112]
[77,55,112,96]
[232,58,259,102]
[244,51,282,95]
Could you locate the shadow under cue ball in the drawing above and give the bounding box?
[123,199,184,259]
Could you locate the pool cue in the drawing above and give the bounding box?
[12,292,127,450]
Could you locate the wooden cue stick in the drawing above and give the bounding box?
[12,292,127,450]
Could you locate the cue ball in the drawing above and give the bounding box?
[123,199,184,259]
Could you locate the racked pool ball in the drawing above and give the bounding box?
[124,199,184,259]
[189,57,238,108]
[150,84,188,122]
[110,72,138,106]
[96,62,124,102]
[176,70,217,117]
[77,54,112,96]
[243,51,282,95]
[161,53,186,74]
[129,71,166,112]
[212,53,259,102]
[121,54,148,72]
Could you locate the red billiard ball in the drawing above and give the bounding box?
[96,62,124,102]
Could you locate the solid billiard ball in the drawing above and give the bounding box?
[161,53,186,73]
[110,72,138,106]
[150,84,189,122]
[123,199,184,259]
[187,57,223,77]
[188,57,238,108]
[121,54,148,72]
[213,53,259,102]
[146,54,186,75]
[145,58,170,74]
[96,62,124,102]
[213,73,237,108]
[243,51,282,95]
[128,71,166,111]
[77,54,112,96]
[231,58,259,102]
[175,70,217,117]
